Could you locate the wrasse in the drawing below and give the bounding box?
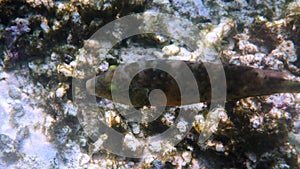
[86,60,300,107]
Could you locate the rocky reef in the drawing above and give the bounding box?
[0,0,299,168]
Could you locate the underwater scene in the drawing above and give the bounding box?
[0,0,300,168]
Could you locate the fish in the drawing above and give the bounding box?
[86,60,300,107]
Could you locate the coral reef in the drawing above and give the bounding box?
[0,0,299,168]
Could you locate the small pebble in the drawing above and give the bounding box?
[162,44,180,56]
[55,85,69,98]
[8,85,22,99]
[215,143,225,152]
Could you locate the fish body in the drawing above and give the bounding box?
[86,61,300,106]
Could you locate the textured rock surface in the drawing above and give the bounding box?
[0,0,299,168]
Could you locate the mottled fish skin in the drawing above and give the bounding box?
[86,61,300,107]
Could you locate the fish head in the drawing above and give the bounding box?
[86,70,115,99]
